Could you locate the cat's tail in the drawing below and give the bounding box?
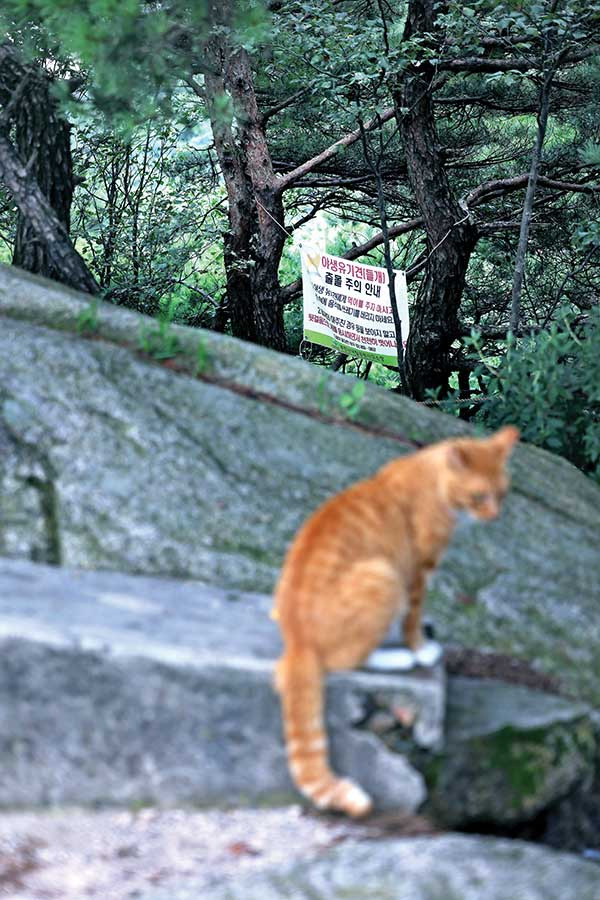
[275,646,372,818]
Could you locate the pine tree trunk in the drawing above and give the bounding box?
[0,130,98,294]
[394,0,477,399]
[0,44,97,294]
[204,42,287,351]
[11,73,74,279]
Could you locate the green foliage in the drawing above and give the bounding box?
[469,314,600,479]
[76,298,100,335]
[138,299,181,360]
[314,372,366,420]
[1,1,187,125]
[338,379,366,420]
[195,335,209,375]
[575,221,600,249]
[579,140,600,167]
[283,298,303,356]
[70,109,225,324]
[440,0,600,55]
[0,0,268,128]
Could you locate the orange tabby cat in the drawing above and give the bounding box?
[273,425,519,818]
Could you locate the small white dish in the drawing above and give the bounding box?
[363,640,443,672]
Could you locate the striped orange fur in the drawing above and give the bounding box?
[273,426,519,817]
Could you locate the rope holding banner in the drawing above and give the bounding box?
[254,198,296,242]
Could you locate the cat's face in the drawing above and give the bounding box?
[444,426,519,521]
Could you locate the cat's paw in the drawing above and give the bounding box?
[363,646,416,672]
[328,778,373,818]
[306,776,372,818]
[414,639,443,668]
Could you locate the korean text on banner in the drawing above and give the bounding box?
[301,249,409,366]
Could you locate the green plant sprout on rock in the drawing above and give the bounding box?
[195,335,209,376]
[76,299,100,336]
[338,379,366,420]
[138,298,181,361]
[316,373,329,416]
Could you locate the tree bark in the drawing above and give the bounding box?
[0,44,97,294]
[204,41,287,351]
[202,37,398,353]
[393,0,478,399]
[0,130,98,294]
[12,70,74,279]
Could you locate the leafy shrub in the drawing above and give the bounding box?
[470,311,600,480]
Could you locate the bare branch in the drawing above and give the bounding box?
[466,173,600,207]
[510,66,554,333]
[435,95,539,113]
[276,107,396,194]
[289,194,339,231]
[437,46,597,74]
[261,88,309,124]
[184,75,205,100]
[479,220,552,233]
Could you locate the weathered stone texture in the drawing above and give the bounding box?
[421,677,595,828]
[0,558,439,810]
[154,835,600,900]
[1,264,599,707]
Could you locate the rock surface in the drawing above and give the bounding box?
[0,555,595,841]
[1,265,599,708]
[2,808,598,900]
[161,834,600,900]
[1,265,600,863]
[0,557,441,810]
[0,806,374,900]
[421,677,595,828]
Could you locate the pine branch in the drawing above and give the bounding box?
[276,107,396,194]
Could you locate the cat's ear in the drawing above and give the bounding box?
[447,443,470,470]
[492,425,520,456]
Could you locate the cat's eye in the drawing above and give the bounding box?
[470,492,489,506]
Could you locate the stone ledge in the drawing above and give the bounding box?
[0,558,443,811]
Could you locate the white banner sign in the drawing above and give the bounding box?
[301,249,409,366]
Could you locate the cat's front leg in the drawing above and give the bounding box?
[403,570,427,651]
[404,570,443,668]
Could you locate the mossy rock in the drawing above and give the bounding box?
[420,678,596,828]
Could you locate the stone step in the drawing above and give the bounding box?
[0,557,444,811]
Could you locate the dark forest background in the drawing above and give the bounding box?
[0,0,599,478]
